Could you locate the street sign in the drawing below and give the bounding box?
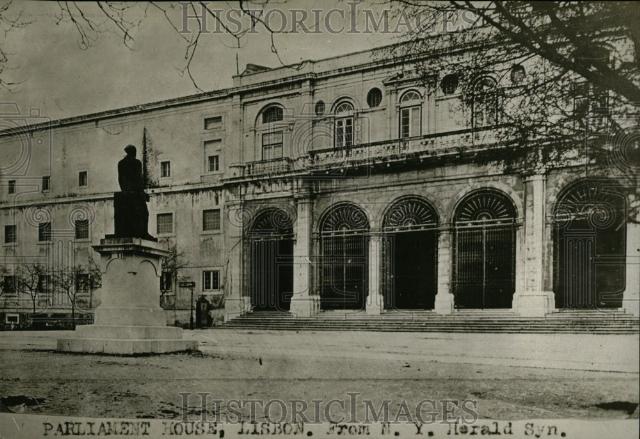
[178,281,196,288]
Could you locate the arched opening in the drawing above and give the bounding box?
[256,105,285,160]
[553,179,626,309]
[249,208,294,311]
[382,197,438,310]
[319,203,369,310]
[453,190,517,309]
[471,77,498,128]
[399,90,423,138]
[334,101,355,148]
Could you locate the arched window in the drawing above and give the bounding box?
[319,203,369,310]
[258,105,285,160]
[399,90,422,139]
[334,101,354,148]
[261,106,283,124]
[453,190,517,309]
[471,77,498,128]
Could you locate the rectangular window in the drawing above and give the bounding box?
[156,213,173,235]
[74,219,89,240]
[38,222,51,242]
[42,176,50,192]
[203,209,221,232]
[208,155,220,172]
[203,270,220,291]
[8,180,16,194]
[262,131,283,160]
[160,161,171,178]
[400,106,421,138]
[4,225,16,244]
[204,116,223,130]
[78,171,88,187]
[335,118,353,148]
[3,276,16,294]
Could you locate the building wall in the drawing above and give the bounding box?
[1,39,638,322]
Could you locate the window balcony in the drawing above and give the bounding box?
[227,126,507,179]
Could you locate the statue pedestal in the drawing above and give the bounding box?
[57,237,198,355]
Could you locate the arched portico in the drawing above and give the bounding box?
[453,189,517,309]
[381,196,439,310]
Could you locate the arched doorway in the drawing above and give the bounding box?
[553,179,626,309]
[319,203,369,310]
[453,190,517,309]
[249,208,294,311]
[382,197,438,309]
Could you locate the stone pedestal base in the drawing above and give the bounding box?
[514,291,555,317]
[434,293,454,314]
[365,294,384,315]
[57,238,198,355]
[290,295,320,317]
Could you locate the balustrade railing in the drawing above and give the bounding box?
[229,126,506,179]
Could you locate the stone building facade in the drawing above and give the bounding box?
[0,38,638,326]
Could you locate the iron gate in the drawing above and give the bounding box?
[250,237,293,311]
[453,225,515,309]
[453,190,517,309]
[320,233,368,310]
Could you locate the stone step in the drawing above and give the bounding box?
[224,315,639,334]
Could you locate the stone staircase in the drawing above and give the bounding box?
[223,309,639,334]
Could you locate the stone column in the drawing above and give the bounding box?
[290,197,319,317]
[223,200,249,320]
[434,229,454,314]
[622,213,640,316]
[514,174,555,317]
[366,233,384,314]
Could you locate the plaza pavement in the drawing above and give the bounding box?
[0,328,637,373]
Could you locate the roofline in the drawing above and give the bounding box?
[0,28,491,138]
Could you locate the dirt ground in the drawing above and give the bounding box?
[0,346,637,422]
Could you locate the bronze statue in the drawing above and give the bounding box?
[113,145,156,241]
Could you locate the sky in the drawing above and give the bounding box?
[0,0,415,123]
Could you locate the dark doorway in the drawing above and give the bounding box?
[250,238,293,311]
[248,208,294,312]
[385,231,437,309]
[453,190,517,309]
[381,196,439,310]
[554,180,626,309]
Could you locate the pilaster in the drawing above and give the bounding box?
[365,233,384,314]
[434,229,454,314]
[514,174,555,316]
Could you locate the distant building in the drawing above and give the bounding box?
[1,34,638,327]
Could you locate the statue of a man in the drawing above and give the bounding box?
[118,144,145,192]
[113,145,155,241]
